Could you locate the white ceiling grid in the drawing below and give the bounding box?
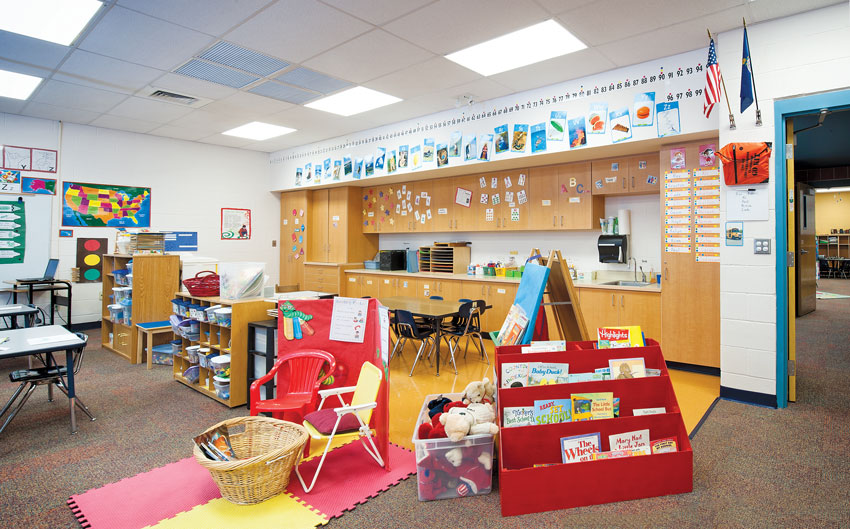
[0,0,842,152]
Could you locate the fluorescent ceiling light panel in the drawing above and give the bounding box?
[305,86,401,116]
[222,121,296,141]
[815,186,850,193]
[445,19,587,76]
[0,0,103,46]
[0,70,43,100]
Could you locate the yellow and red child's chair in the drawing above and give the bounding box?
[249,350,336,423]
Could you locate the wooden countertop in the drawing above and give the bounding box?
[344,269,660,293]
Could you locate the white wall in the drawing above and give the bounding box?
[379,193,661,278]
[717,3,850,398]
[1,113,278,324]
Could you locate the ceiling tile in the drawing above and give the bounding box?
[168,109,248,132]
[321,0,435,26]
[0,31,69,70]
[78,6,214,70]
[117,0,274,36]
[490,48,616,92]
[248,81,320,104]
[224,0,372,63]
[31,80,127,113]
[240,134,308,152]
[107,96,195,123]
[55,50,163,94]
[89,114,161,134]
[196,133,255,148]
[364,56,481,100]
[746,0,843,23]
[19,101,100,124]
[275,67,352,94]
[534,0,596,15]
[383,0,550,55]
[303,29,434,84]
[200,91,294,118]
[150,72,239,100]
[0,58,52,80]
[0,98,27,115]
[147,124,211,141]
[269,105,346,130]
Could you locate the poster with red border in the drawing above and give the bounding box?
[221,207,251,240]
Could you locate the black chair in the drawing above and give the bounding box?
[0,332,95,435]
[819,259,833,279]
[840,259,850,279]
[394,310,436,376]
[441,301,489,367]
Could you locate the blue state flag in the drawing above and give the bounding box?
[740,27,754,112]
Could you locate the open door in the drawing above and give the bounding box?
[796,183,817,316]
[785,120,797,402]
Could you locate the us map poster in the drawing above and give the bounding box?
[0,200,25,264]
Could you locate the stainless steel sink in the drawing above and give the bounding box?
[601,280,652,287]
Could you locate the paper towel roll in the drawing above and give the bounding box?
[617,209,631,235]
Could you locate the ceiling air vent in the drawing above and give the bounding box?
[141,86,212,108]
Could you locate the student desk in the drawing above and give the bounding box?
[3,280,72,326]
[0,326,87,433]
[0,304,39,329]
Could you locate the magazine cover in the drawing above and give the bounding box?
[548,110,566,141]
[494,124,509,154]
[511,124,528,152]
[530,122,547,153]
[588,102,607,134]
[633,92,655,126]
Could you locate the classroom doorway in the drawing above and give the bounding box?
[776,90,850,407]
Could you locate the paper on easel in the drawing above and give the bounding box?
[329,297,369,343]
[378,305,390,365]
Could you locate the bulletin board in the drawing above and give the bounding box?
[0,195,51,288]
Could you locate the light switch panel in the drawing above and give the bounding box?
[754,239,771,254]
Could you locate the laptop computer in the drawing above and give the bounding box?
[16,258,59,283]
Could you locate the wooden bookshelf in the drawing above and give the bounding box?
[101,254,180,363]
[417,244,470,273]
[817,234,850,258]
[171,293,273,407]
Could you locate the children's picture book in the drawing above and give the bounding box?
[656,101,681,137]
[597,326,644,348]
[494,124,509,154]
[411,145,422,170]
[568,116,587,148]
[478,133,492,161]
[588,102,607,134]
[464,135,477,161]
[387,150,397,173]
[528,362,569,385]
[496,303,529,346]
[522,340,566,353]
[560,432,600,463]
[567,372,607,383]
[609,357,647,379]
[343,157,352,177]
[332,160,341,180]
[571,394,593,421]
[511,124,528,152]
[398,145,409,168]
[548,110,566,141]
[609,428,650,452]
[645,368,661,377]
[633,407,666,416]
[365,156,374,177]
[500,362,529,388]
[422,139,434,162]
[571,392,614,420]
[533,399,572,425]
[375,148,386,169]
[594,367,611,378]
[353,157,363,179]
[593,447,650,460]
[436,143,448,167]
[449,131,462,157]
[633,92,655,126]
[530,122,546,153]
[609,108,632,143]
[651,437,678,454]
[503,406,534,427]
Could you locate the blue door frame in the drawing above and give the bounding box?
[773,88,850,408]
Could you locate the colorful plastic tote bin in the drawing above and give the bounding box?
[151,344,173,365]
[107,304,123,322]
[210,354,231,378]
[214,307,232,327]
[170,339,182,354]
[183,365,200,383]
[205,305,222,324]
[186,345,201,364]
[213,376,231,400]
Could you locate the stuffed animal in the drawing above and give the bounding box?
[466,402,500,436]
[417,411,447,439]
[417,467,447,500]
[461,377,496,405]
[426,396,452,418]
[439,407,475,442]
[444,446,493,497]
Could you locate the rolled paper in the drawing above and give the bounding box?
[282,316,294,340]
[293,317,302,339]
[299,318,315,336]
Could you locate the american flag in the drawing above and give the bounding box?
[704,38,721,118]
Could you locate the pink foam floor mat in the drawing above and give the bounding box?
[67,443,415,528]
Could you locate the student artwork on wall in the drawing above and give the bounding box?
[2,145,58,173]
[62,182,151,227]
[0,199,25,263]
[76,238,107,282]
[0,171,57,196]
[0,170,21,194]
[221,208,251,240]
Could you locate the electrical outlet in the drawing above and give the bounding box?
[754,239,771,254]
[272,240,277,247]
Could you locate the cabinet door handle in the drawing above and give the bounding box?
[553,215,556,227]
[560,215,564,227]
[622,176,626,189]
[632,176,635,189]
[621,295,625,307]
[611,294,615,306]
[665,267,669,281]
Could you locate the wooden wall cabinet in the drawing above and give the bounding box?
[591,153,661,196]
[309,187,377,263]
[280,190,308,289]
[578,288,662,344]
[101,254,180,363]
[527,162,603,230]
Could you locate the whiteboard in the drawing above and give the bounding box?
[726,185,769,221]
[0,194,52,292]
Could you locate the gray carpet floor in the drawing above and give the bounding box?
[0,280,848,528]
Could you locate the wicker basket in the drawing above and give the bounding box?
[182,271,220,297]
[193,416,308,504]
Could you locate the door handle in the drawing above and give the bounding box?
[553,215,556,227]
[621,295,625,307]
[560,215,564,227]
[622,176,626,189]
[611,294,615,306]
[632,176,635,189]
[800,249,808,254]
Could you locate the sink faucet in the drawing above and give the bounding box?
[640,259,647,282]
[629,257,637,281]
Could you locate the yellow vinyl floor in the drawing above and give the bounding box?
[387,339,719,450]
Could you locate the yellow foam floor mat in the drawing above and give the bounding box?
[148,493,327,529]
[669,369,720,433]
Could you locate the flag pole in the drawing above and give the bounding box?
[708,28,736,130]
[743,18,762,126]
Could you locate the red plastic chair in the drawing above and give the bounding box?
[250,350,336,423]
